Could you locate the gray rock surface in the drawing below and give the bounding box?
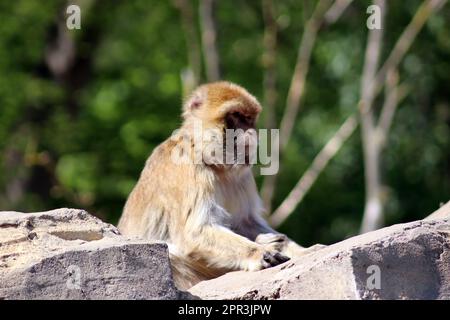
[2,203,449,300]
[190,202,450,300]
[0,208,184,299]
[425,201,450,221]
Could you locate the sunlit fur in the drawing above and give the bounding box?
[118,82,306,290]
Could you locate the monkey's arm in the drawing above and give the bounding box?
[233,212,326,258]
[183,223,289,272]
[220,171,316,258]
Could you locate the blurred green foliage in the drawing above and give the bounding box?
[0,0,449,245]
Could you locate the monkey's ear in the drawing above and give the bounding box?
[183,88,206,113]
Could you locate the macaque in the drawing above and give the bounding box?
[118,81,308,290]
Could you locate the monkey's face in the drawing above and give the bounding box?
[195,103,260,169]
[222,109,259,167]
[183,82,262,170]
[205,96,261,169]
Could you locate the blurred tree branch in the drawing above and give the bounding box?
[359,0,447,233]
[174,0,202,96]
[261,0,278,131]
[270,114,358,227]
[199,0,221,81]
[261,0,353,214]
[28,0,107,213]
[359,0,386,234]
[324,0,353,25]
[358,72,410,233]
[45,20,76,81]
[260,0,278,213]
[278,0,333,153]
[370,0,448,99]
[270,0,446,229]
[270,79,408,228]
[377,71,409,148]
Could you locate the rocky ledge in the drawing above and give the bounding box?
[0,209,186,299]
[0,202,449,300]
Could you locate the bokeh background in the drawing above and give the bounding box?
[0,0,449,246]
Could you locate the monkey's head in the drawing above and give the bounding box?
[182,82,262,170]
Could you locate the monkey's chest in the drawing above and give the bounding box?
[214,181,253,220]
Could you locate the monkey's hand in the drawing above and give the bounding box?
[261,250,290,268]
[256,232,327,259]
[247,235,290,271]
[246,247,290,271]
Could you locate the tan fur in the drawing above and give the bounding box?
[118,82,305,290]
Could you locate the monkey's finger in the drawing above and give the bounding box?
[262,252,279,266]
[271,234,288,242]
[256,233,287,245]
[274,253,290,264]
[262,252,290,268]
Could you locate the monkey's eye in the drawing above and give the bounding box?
[226,111,254,129]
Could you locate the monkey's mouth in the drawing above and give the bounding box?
[201,130,258,168]
[222,144,256,166]
[221,130,258,166]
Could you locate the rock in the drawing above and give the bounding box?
[0,208,185,300]
[190,212,450,299]
[2,205,449,300]
[424,201,450,221]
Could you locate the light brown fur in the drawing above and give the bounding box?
[118,82,307,290]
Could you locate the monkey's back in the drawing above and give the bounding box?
[117,135,213,244]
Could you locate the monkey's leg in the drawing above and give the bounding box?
[169,252,214,290]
